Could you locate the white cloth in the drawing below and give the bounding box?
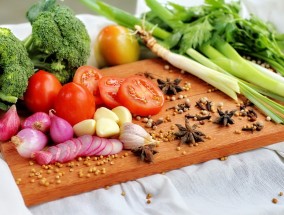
[1,1,284,215]
[0,159,32,215]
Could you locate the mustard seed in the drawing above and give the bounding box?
[272,198,278,204]
[235,130,242,134]
[146,193,152,199]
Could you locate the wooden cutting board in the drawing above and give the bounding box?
[1,58,284,206]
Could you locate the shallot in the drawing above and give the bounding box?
[11,128,48,158]
[33,135,123,165]
[49,110,73,144]
[21,112,51,133]
[0,105,21,142]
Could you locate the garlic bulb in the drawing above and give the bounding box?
[119,122,158,149]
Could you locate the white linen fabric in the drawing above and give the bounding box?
[1,1,284,214]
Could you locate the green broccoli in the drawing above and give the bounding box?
[23,0,91,83]
[0,27,34,111]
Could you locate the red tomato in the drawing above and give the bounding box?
[117,76,165,116]
[24,70,62,113]
[73,65,104,105]
[96,25,140,66]
[73,65,102,96]
[54,82,96,125]
[98,76,125,109]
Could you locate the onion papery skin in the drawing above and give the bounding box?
[22,112,51,133]
[0,105,21,142]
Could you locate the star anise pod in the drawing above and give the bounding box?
[157,78,183,95]
[174,118,205,145]
[215,109,236,126]
[131,144,158,163]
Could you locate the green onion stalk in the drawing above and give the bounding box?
[80,0,284,123]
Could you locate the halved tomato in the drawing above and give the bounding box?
[98,76,125,109]
[116,76,165,116]
[73,65,103,104]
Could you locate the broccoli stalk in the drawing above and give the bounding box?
[23,0,91,83]
[0,27,35,111]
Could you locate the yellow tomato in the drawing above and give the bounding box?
[95,25,140,67]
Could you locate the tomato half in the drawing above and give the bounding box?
[73,65,103,105]
[73,65,102,95]
[98,76,125,109]
[117,76,165,116]
[96,25,140,66]
[24,70,62,113]
[54,82,96,126]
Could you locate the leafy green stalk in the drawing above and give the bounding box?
[143,0,284,97]
[199,42,284,97]
[80,0,170,40]
[80,0,284,123]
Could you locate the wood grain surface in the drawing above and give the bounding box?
[1,58,284,206]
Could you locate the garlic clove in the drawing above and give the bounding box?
[73,119,96,137]
[112,106,132,127]
[96,118,120,138]
[120,122,149,138]
[94,107,119,123]
[119,132,146,149]
[119,122,159,150]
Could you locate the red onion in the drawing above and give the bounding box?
[0,105,21,142]
[21,112,51,133]
[49,110,74,144]
[11,128,48,158]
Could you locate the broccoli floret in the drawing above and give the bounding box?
[0,27,34,110]
[24,0,91,83]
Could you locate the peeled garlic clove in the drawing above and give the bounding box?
[94,107,119,123]
[73,119,96,137]
[96,118,120,138]
[112,106,132,127]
